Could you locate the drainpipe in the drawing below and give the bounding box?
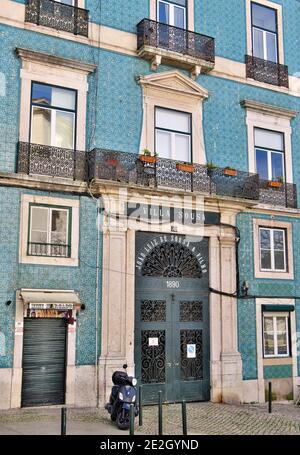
[95,197,101,406]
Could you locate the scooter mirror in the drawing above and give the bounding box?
[123,364,128,369]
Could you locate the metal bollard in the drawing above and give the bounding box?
[61,408,67,435]
[129,404,135,435]
[158,390,163,435]
[268,382,272,414]
[139,385,143,427]
[182,400,187,435]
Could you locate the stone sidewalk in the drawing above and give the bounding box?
[0,402,299,435]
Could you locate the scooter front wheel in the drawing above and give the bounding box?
[116,409,130,430]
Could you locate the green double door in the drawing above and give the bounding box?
[135,233,210,404]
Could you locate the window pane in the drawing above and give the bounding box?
[253,28,264,59]
[264,317,274,332]
[156,130,172,158]
[276,317,286,332]
[277,333,288,355]
[273,230,284,250]
[31,207,48,243]
[264,333,275,356]
[260,229,271,249]
[261,250,271,269]
[252,3,277,32]
[31,107,51,146]
[271,152,284,180]
[266,31,278,63]
[171,0,186,5]
[32,83,52,106]
[158,1,169,24]
[51,210,67,244]
[55,111,74,149]
[156,108,190,133]
[254,129,284,151]
[174,6,185,28]
[175,133,191,162]
[52,87,76,111]
[274,250,285,270]
[256,149,268,179]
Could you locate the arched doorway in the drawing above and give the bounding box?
[135,232,210,403]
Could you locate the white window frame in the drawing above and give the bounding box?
[29,205,71,257]
[20,194,79,267]
[31,104,76,149]
[253,218,294,280]
[157,0,187,28]
[259,227,287,272]
[263,313,290,358]
[252,26,278,62]
[255,147,284,181]
[155,107,192,161]
[245,0,284,65]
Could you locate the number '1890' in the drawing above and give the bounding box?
[166,280,180,289]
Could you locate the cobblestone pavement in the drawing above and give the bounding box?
[0,402,299,435]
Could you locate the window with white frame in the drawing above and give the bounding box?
[28,204,71,258]
[31,82,77,149]
[254,128,285,182]
[155,107,192,162]
[263,313,290,357]
[251,2,278,62]
[259,227,287,272]
[157,0,186,28]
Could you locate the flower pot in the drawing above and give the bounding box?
[106,159,118,166]
[268,180,283,188]
[139,155,157,164]
[176,163,195,173]
[223,168,237,177]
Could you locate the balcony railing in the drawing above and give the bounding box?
[88,149,260,202]
[25,0,89,37]
[137,19,215,69]
[18,142,87,180]
[28,242,71,258]
[246,55,289,88]
[259,179,297,209]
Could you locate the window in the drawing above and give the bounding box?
[263,314,289,357]
[31,82,77,149]
[251,2,278,62]
[259,227,286,272]
[28,204,71,258]
[155,107,191,162]
[157,0,186,28]
[254,128,285,181]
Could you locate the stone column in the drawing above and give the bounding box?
[218,210,243,404]
[98,227,134,405]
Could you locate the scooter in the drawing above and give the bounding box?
[105,364,139,430]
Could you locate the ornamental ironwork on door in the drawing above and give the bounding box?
[135,232,210,404]
[141,241,203,278]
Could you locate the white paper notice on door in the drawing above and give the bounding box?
[148,337,159,346]
[187,344,196,358]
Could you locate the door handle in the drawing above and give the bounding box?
[174,362,180,366]
[166,362,172,367]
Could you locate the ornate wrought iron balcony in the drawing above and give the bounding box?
[259,180,297,209]
[137,19,215,76]
[18,142,87,180]
[245,55,289,88]
[25,0,89,37]
[88,149,260,202]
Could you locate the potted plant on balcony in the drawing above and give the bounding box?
[139,148,158,164]
[268,176,284,188]
[176,162,195,173]
[204,161,217,177]
[223,166,238,177]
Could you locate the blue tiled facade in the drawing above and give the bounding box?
[1,0,300,406]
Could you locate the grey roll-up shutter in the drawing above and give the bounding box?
[21,318,67,407]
